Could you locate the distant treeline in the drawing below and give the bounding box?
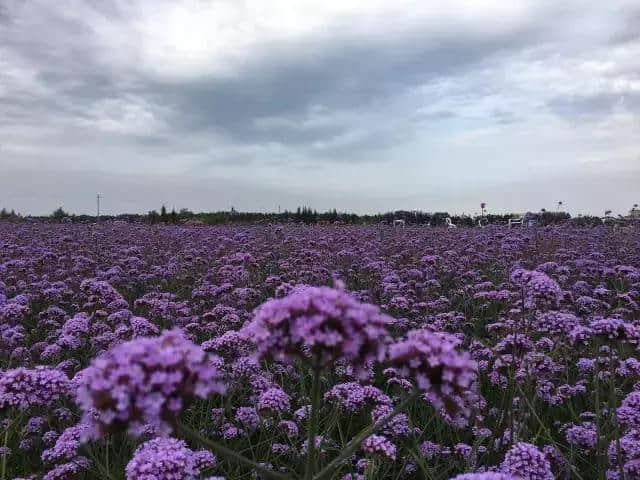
[1,205,609,227]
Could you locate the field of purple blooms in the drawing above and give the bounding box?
[1,222,639,480]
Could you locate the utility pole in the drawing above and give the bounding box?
[96,194,101,222]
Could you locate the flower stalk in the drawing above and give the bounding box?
[312,391,417,480]
[304,366,323,480]
[176,422,290,480]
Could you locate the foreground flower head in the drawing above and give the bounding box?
[243,286,391,375]
[388,329,476,416]
[77,329,225,438]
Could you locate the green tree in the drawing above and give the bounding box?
[148,210,159,224]
[51,207,68,219]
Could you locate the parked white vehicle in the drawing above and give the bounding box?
[509,212,538,228]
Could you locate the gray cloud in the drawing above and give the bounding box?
[0,0,639,215]
[548,92,640,118]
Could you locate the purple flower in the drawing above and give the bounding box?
[325,382,391,412]
[43,457,91,480]
[361,434,396,460]
[243,287,391,377]
[257,387,291,414]
[501,442,554,480]
[193,449,217,471]
[22,416,46,435]
[278,420,298,437]
[565,422,597,450]
[449,474,515,480]
[76,329,225,438]
[419,441,442,459]
[589,318,640,343]
[42,423,90,463]
[388,329,476,417]
[125,437,208,480]
[235,407,260,430]
[0,366,70,410]
[510,268,561,304]
[619,391,640,429]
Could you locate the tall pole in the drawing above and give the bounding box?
[96,194,101,222]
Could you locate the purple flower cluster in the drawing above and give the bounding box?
[565,422,597,450]
[257,387,291,414]
[388,329,476,417]
[619,391,640,429]
[325,382,391,412]
[243,286,391,377]
[76,329,225,437]
[500,442,554,480]
[125,437,215,480]
[510,268,561,304]
[2,220,640,479]
[450,474,515,480]
[361,434,396,460]
[41,423,89,463]
[0,367,70,410]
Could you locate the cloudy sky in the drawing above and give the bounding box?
[1,0,639,216]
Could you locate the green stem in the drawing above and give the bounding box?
[594,359,603,480]
[312,391,417,480]
[80,445,117,480]
[176,422,290,480]
[305,367,323,480]
[105,437,109,477]
[517,385,584,480]
[609,355,625,480]
[1,428,8,480]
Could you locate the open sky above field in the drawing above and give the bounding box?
[1,0,639,216]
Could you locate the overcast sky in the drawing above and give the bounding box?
[1,1,639,216]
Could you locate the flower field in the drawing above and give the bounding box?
[1,222,639,480]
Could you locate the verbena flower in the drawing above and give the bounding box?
[243,286,391,377]
[510,268,561,304]
[125,437,212,480]
[361,434,396,460]
[257,387,291,414]
[388,329,476,417]
[565,422,597,450]
[449,474,515,480]
[0,366,70,410]
[501,442,554,480]
[619,391,640,429]
[42,423,90,463]
[43,457,91,480]
[76,329,225,438]
[235,407,260,430]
